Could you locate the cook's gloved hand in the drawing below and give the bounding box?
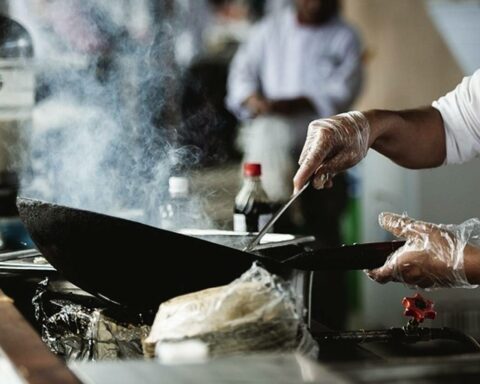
[367,212,480,289]
[293,111,370,192]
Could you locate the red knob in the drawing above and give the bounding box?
[402,293,436,323]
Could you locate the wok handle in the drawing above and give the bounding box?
[283,241,406,271]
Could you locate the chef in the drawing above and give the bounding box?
[226,0,362,244]
[226,0,362,136]
[294,69,480,289]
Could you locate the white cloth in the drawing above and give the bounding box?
[264,0,291,16]
[433,69,480,165]
[226,7,363,123]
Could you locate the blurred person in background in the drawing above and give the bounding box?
[226,0,363,329]
[175,0,282,167]
[293,69,480,291]
[226,0,362,244]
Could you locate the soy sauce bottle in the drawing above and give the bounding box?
[233,163,273,232]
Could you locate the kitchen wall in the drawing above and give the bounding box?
[426,0,480,75]
[342,0,480,329]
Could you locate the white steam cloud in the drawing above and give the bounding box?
[15,0,214,229]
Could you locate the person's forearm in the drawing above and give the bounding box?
[365,107,446,169]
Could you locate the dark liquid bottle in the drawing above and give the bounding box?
[233,163,273,233]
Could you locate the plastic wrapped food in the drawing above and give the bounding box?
[144,263,317,359]
[33,279,150,361]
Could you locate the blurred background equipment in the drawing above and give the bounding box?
[0,13,34,249]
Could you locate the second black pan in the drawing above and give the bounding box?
[17,197,403,309]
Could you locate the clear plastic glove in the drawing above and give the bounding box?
[367,212,480,289]
[293,111,370,192]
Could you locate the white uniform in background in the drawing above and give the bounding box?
[433,69,480,165]
[226,7,362,200]
[264,0,291,16]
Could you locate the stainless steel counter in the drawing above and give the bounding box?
[70,354,347,384]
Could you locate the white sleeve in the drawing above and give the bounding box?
[306,26,363,117]
[432,69,480,165]
[225,22,267,121]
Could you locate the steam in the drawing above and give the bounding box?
[16,1,214,229]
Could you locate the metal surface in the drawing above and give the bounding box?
[70,352,480,383]
[0,249,55,275]
[341,354,480,383]
[314,328,480,352]
[180,229,316,252]
[70,354,347,384]
[0,259,55,273]
[245,181,310,252]
[0,249,42,262]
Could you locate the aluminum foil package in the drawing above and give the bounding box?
[144,263,318,360]
[33,279,150,361]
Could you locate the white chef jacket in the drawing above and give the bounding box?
[226,7,363,123]
[433,69,480,165]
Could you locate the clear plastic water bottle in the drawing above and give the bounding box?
[233,163,273,233]
[160,176,192,230]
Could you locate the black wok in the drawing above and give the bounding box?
[17,197,403,309]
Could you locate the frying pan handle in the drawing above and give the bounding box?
[284,241,406,271]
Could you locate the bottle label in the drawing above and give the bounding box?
[258,213,273,231]
[233,213,247,232]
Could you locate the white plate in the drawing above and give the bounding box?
[178,229,295,244]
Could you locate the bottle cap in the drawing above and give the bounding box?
[169,176,189,195]
[243,163,261,177]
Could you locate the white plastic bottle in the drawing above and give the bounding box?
[160,176,191,230]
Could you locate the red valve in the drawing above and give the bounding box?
[402,293,436,324]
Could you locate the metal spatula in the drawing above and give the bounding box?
[244,180,311,252]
